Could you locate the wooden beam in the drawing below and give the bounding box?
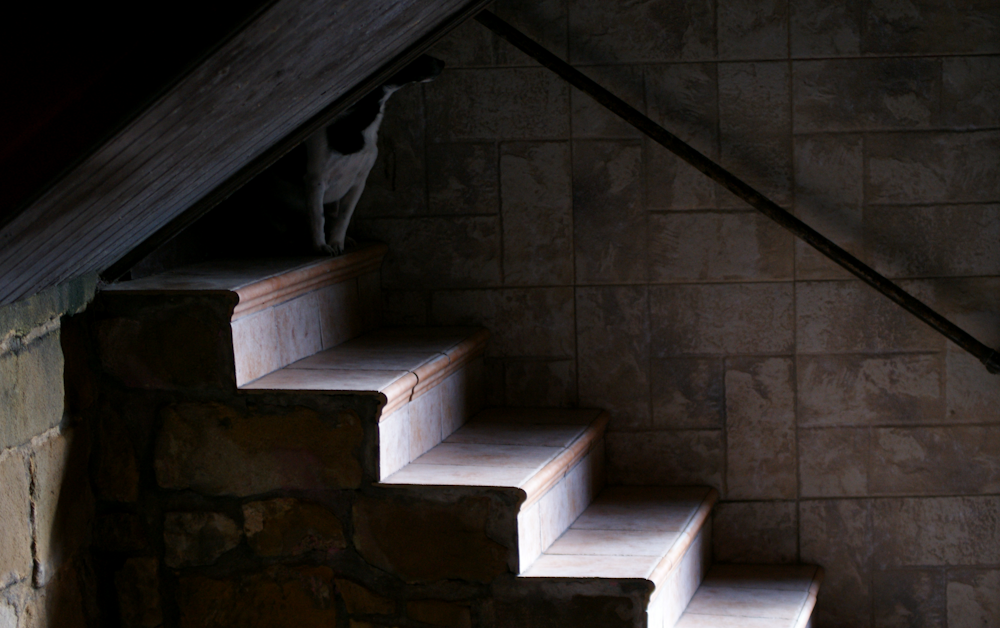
[0,0,476,305]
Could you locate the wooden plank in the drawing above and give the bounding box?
[0,0,474,305]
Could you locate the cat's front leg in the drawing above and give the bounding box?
[305,132,335,255]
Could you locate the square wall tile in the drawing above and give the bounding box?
[798,427,869,497]
[790,0,861,57]
[713,501,797,563]
[427,142,499,215]
[718,0,788,60]
[606,430,723,488]
[651,357,724,430]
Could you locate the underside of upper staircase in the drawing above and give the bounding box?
[0,0,485,306]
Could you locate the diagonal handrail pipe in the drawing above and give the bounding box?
[475,10,1000,375]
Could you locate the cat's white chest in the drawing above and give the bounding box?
[321,113,382,204]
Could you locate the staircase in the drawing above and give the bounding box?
[92,243,822,627]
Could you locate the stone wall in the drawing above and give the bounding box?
[353,1,1000,625]
[0,275,98,627]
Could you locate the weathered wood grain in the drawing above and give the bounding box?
[0,0,474,305]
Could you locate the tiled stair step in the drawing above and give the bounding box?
[243,326,491,479]
[674,565,823,628]
[105,243,389,386]
[507,486,719,628]
[382,408,610,571]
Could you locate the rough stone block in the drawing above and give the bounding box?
[0,331,63,450]
[354,217,500,290]
[352,495,508,583]
[607,430,723,488]
[116,557,162,628]
[576,287,650,429]
[177,566,336,628]
[567,0,714,63]
[872,427,1000,495]
[866,204,1000,278]
[571,65,644,139]
[942,56,1000,129]
[407,600,471,628]
[335,579,393,615]
[503,359,576,407]
[425,68,569,141]
[866,131,1000,205]
[648,211,793,282]
[32,429,93,587]
[793,133,863,280]
[947,569,1000,628]
[427,142,499,216]
[862,0,1000,54]
[0,600,14,628]
[164,512,242,568]
[718,62,792,206]
[644,63,719,211]
[797,353,943,426]
[650,358,724,429]
[725,357,796,500]
[93,513,147,552]
[431,288,574,358]
[650,283,794,356]
[790,0,860,57]
[573,140,646,284]
[713,501,797,563]
[0,450,32,588]
[796,282,942,354]
[21,564,87,628]
[93,414,140,503]
[243,498,345,558]
[500,142,574,287]
[155,403,363,495]
[794,58,940,132]
[718,0,788,59]
[800,499,873,627]
[873,497,1000,567]
[94,298,234,390]
[798,428,869,497]
[873,569,946,628]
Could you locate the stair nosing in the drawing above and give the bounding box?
[232,243,387,320]
[792,567,824,628]
[647,487,718,602]
[519,411,608,509]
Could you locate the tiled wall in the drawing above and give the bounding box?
[352,0,1000,625]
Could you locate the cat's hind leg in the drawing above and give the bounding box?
[327,181,366,255]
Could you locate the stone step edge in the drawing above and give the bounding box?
[520,411,609,511]
[792,567,824,628]
[648,488,719,603]
[233,243,387,320]
[378,328,491,418]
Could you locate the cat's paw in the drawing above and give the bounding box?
[314,243,336,256]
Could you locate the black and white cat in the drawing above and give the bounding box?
[302,54,444,254]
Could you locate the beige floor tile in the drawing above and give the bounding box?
[380,463,534,487]
[474,407,602,425]
[571,487,708,531]
[413,443,561,469]
[522,553,659,579]
[676,614,794,628]
[291,348,438,371]
[242,368,409,391]
[685,586,808,619]
[546,529,679,557]
[445,422,587,447]
[703,565,818,592]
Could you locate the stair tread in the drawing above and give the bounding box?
[674,565,823,628]
[381,407,605,500]
[241,327,488,415]
[522,486,716,585]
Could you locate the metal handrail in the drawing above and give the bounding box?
[475,9,999,375]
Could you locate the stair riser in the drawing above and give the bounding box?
[646,522,711,628]
[516,439,606,572]
[232,271,381,386]
[378,357,485,479]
